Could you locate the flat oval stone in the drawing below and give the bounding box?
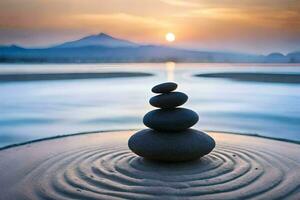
[150,92,188,109]
[143,108,199,131]
[128,129,216,162]
[152,82,177,94]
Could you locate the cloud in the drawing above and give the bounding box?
[72,13,172,29]
[68,13,174,43]
[159,0,200,7]
[187,7,300,29]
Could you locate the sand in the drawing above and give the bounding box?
[195,72,300,84]
[0,131,299,199]
[0,72,153,82]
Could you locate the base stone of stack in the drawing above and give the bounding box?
[128,129,216,162]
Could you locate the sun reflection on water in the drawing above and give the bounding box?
[166,62,175,81]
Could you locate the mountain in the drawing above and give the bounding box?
[54,33,139,48]
[0,33,298,63]
[287,51,300,63]
[264,52,290,63]
[0,45,24,51]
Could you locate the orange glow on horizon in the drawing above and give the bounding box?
[0,0,299,53]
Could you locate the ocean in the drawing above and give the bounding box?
[0,63,299,148]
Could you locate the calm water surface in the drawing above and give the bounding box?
[0,63,300,147]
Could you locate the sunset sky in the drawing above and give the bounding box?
[0,0,299,54]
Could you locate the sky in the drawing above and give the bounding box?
[0,0,299,54]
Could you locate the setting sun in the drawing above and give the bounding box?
[165,32,175,42]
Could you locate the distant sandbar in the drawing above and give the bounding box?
[0,72,153,82]
[195,72,300,84]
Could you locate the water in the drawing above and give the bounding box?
[0,63,300,148]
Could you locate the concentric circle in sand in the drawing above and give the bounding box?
[0,131,299,199]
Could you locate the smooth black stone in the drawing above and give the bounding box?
[150,92,188,109]
[152,82,177,94]
[128,129,216,162]
[143,108,199,131]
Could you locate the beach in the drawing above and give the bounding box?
[0,130,299,199]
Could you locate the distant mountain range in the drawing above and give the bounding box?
[55,33,139,48]
[0,33,299,63]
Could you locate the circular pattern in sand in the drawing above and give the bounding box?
[20,143,300,199]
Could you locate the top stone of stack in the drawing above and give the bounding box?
[151,82,177,93]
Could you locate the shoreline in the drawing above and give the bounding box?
[1,61,300,64]
[1,129,299,151]
[1,62,300,66]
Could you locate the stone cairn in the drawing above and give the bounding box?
[128,82,215,162]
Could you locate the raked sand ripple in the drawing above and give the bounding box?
[1,131,300,200]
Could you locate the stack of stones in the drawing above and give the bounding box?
[128,82,215,162]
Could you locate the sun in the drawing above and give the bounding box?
[165,32,175,42]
